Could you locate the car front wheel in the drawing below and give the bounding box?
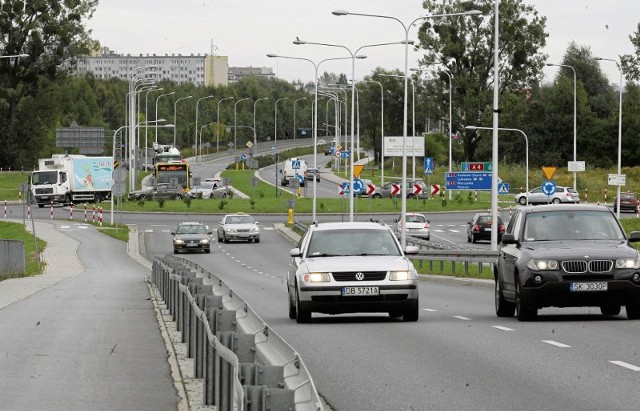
[626,302,640,319]
[515,280,537,321]
[295,286,311,323]
[518,196,527,206]
[288,289,297,319]
[600,305,621,316]
[402,298,419,322]
[495,277,515,317]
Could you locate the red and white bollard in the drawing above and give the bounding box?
[70,203,74,221]
[92,205,96,223]
[3,200,6,219]
[637,206,639,218]
[604,189,608,203]
[509,206,512,217]
[84,203,87,222]
[50,203,54,219]
[27,204,31,219]
[99,207,103,226]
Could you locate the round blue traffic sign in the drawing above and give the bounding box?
[352,178,364,194]
[296,174,304,184]
[541,180,556,196]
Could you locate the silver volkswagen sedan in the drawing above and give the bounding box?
[287,221,419,323]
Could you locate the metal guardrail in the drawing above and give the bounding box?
[152,256,323,411]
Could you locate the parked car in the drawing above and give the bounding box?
[204,177,222,188]
[189,183,228,199]
[495,204,640,321]
[287,221,419,323]
[150,184,185,200]
[127,184,157,201]
[467,213,505,243]
[393,213,431,240]
[372,180,429,199]
[217,213,260,243]
[171,222,212,254]
[305,167,321,182]
[613,192,639,213]
[514,185,580,205]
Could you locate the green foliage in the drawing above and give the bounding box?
[137,199,145,207]
[249,198,256,210]
[183,196,192,208]
[157,199,165,208]
[218,199,228,210]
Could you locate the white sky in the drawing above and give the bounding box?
[86,0,639,85]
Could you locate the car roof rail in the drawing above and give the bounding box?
[369,218,385,226]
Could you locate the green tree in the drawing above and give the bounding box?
[0,0,98,169]
[621,23,640,81]
[416,0,548,161]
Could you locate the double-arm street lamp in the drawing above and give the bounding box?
[173,95,192,146]
[274,97,289,148]
[195,95,214,158]
[152,91,175,165]
[217,97,234,152]
[253,97,269,155]
[595,57,624,218]
[465,125,529,205]
[546,63,577,191]
[333,8,482,247]
[293,97,307,141]
[357,80,385,185]
[234,98,251,152]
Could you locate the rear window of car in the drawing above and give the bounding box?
[621,193,636,200]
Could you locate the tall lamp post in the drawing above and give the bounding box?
[293,97,307,141]
[216,96,234,152]
[253,97,269,155]
[153,91,175,162]
[358,80,384,185]
[547,63,577,191]
[274,97,289,148]
[595,57,624,218]
[466,125,529,204]
[173,95,192,147]
[195,95,214,158]
[234,98,251,152]
[332,8,482,246]
[267,53,363,222]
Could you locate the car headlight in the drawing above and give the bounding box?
[250,226,260,233]
[174,239,185,245]
[526,259,559,271]
[615,258,640,269]
[199,238,210,244]
[389,270,416,281]
[225,228,237,233]
[303,272,331,282]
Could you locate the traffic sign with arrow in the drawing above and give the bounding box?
[391,183,400,196]
[431,184,441,196]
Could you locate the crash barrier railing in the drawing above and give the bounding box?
[152,255,323,411]
[293,220,498,276]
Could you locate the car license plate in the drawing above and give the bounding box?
[187,243,198,247]
[342,286,379,296]
[570,282,608,292]
[484,228,491,231]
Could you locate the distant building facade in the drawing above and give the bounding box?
[75,47,274,87]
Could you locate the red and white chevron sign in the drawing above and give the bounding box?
[413,184,423,196]
[431,184,440,196]
[391,183,400,196]
[366,184,376,196]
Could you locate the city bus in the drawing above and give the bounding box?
[155,162,191,191]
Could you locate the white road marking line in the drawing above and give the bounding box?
[432,229,445,233]
[61,225,71,229]
[609,361,640,371]
[161,229,171,233]
[262,227,274,231]
[78,225,88,230]
[454,316,471,321]
[421,308,438,312]
[492,326,514,331]
[543,340,571,348]
[145,229,153,233]
[449,229,461,233]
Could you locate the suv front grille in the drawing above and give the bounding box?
[332,271,387,282]
[562,260,613,274]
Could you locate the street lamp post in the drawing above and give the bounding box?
[358,80,384,185]
[144,87,162,162]
[217,97,234,153]
[253,97,269,155]
[466,125,529,204]
[153,91,175,164]
[275,97,289,149]
[234,98,251,153]
[547,63,577,191]
[293,97,307,141]
[595,57,624,219]
[333,8,482,246]
[173,95,192,146]
[195,95,214,158]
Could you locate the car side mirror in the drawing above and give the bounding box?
[404,246,419,255]
[501,233,517,245]
[628,231,640,243]
[290,247,302,257]
[170,232,175,235]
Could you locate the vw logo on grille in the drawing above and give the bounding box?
[355,272,365,281]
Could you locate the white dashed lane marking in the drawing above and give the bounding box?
[421,309,438,312]
[543,340,571,348]
[609,361,640,371]
[492,326,514,331]
[454,316,471,321]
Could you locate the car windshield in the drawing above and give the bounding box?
[406,215,426,223]
[177,225,206,234]
[307,229,401,257]
[226,216,253,224]
[523,210,625,242]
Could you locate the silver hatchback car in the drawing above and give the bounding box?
[515,185,580,205]
[287,221,420,323]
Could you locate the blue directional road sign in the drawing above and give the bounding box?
[341,181,350,194]
[340,151,351,159]
[445,172,493,190]
[296,174,304,185]
[541,180,556,196]
[498,182,510,194]
[240,154,247,161]
[352,178,364,194]
[292,160,301,169]
[424,157,434,174]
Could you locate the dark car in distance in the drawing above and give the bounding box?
[467,213,505,243]
[171,222,212,254]
[495,204,640,321]
[613,192,639,213]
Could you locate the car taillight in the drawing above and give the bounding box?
[424,223,430,229]
[499,224,505,233]
[473,224,480,232]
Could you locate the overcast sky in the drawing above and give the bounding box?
[86,0,639,85]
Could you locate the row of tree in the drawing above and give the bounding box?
[1,0,639,173]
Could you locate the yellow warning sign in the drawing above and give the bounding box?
[541,166,556,180]
[354,164,364,178]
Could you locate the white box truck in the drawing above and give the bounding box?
[30,154,114,208]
